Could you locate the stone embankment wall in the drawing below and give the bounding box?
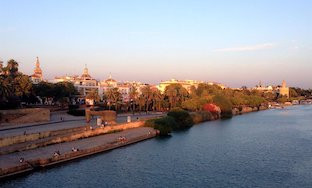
[0,108,50,125]
[0,126,85,148]
[232,105,268,116]
[0,127,156,179]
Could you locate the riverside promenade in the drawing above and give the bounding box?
[0,111,163,179]
[0,111,163,137]
[0,127,156,179]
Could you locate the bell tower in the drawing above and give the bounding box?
[34,57,43,78]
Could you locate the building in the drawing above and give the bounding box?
[74,65,99,97]
[99,75,147,102]
[54,65,99,100]
[156,79,225,94]
[30,57,43,84]
[118,83,131,102]
[278,80,290,98]
[253,81,273,92]
[156,79,203,93]
[99,74,118,98]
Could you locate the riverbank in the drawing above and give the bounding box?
[0,104,299,180]
[0,127,156,179]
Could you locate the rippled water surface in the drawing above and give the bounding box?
[2,105,312,188]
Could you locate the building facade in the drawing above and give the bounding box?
[54,65,99,100]
[156,79,225,94]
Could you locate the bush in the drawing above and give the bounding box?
[202,103,221,119]
[190,111,213,124]
[154,116,176,136]
[167,108,194,130]
[67,109,85,116]
[213,95,233,118]
[145,116,176,136]
[68,104,79,110]
[145,119,157,127]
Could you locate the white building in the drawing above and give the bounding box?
[54,65,99,99]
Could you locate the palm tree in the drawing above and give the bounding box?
[6,59,19,77]
[129,85,139,114]
[141,85,153,113]
[0,78,12,102]
[86,89,100,104]
[138,95,146,113]
[165,83,189,109]
[165,85,178,109]
[105,87,121,111]
[152,89,163,111]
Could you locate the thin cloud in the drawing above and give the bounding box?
[213,43,276,52]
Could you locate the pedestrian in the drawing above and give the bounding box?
[19,157,24,163]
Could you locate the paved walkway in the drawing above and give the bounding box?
[0,127,154,169]
[0,113,163,138]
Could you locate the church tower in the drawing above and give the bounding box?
[34,57,43,78]
[31,57,43,84]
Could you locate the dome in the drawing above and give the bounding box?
[105,73,116,82]
[106,78,116,82]
[81,65,91,79]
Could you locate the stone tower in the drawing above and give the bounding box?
[279,80,289,98]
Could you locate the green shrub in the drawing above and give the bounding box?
[67,109,85,116]
[145,119,157,127]
[145,116,176,136]
[154,116,176,136]
[167,108,194,130]
[190,111,213,124]
[213,95,233,118]
[68,104,79,110]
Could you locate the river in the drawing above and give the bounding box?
[1,105,312,188]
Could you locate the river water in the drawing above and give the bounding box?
[1,105,312,188]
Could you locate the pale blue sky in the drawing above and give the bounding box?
[0,0,311,88]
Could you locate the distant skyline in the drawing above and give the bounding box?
[0,0,311,88]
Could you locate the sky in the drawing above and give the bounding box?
[0,0,311,88]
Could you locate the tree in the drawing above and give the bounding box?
[5,59,19,77]
[196,83,222,96]
[0,59,33,109]
[289,88,298,98]
[167,108,194,129]
[0,76,11,102]
[129,85,139,113]
[152,89,163,111]
[33,81,77,107]
[86,89,100,103]
[164,84,189,109]
[14,74,32,97]
[182,98,199,111]
[138,95,146,113]
[140,85,153,113]
[213,94,233,118]
[105,87,121,111]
